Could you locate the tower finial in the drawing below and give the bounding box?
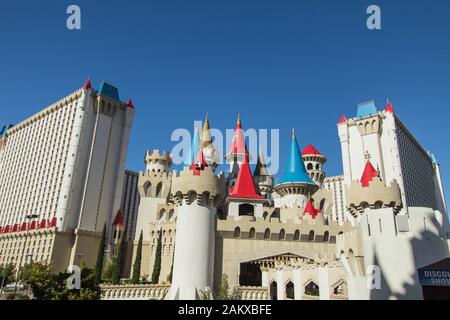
[202,114,212,148]
[292,128,296,139]
[237,113,241,125]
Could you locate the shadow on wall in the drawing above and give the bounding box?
[370,218,450,300]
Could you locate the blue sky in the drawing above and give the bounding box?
[1,0,450,199]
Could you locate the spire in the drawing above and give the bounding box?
[83,78,91,90]
[127,99,135,109]
[201,114,212,148]
[360,159,378,187]
[254,149,270,176]
[229,156,264,199]
[190,148,208,175]
[113,209,124,227]
[184,125,201,166]
[280,130,315,185]
[226,114,249,159]
[338,115,347,124]
[385,100,395,113]
[304,200,318,219]
[302,144,322,156]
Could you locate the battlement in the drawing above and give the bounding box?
[217,216,354,244]
[171,167,225,203]
[138,170,172,199]
[346,177,402,216]
[144,149,172,172]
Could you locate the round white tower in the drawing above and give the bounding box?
[302,144,327,186]
[165,149,225,300]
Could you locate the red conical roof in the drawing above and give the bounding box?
[127,99,135,109]
[113,209,124,227]
[83,79,91,90]
[304,200,318,219]
[360,160,378,187]
[385,101,395,113]
[338,115,347,124]
[229,157,264,199]
[226,115,249,158]
[190,148,208,175]
[302,144,322,156]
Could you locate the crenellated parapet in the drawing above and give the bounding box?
[138,169,172,199]
[346,177,402,216]
[171,167,225,208]
[217,216,354,244]
[144,149,172,172]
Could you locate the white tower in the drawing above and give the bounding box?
[165,149,225,300]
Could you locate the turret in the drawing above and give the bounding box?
[226,155,268,219]
[200,115,219,168]
[346,158,402,216]
[302,144,327,186]
[253,149,274,198]
[184,125,201,166]
[274,129,319,221]
[111,209,125,255]
[144,149,172,173]
[166,149,225,300]
[225,114,250,180]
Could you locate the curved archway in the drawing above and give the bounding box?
[143,181,151,197]
[279,229,285,240]
[308,230,315,241]
[249,227,255,239]
[155,182,163,198]
[270,281,277,300]
[294,230,300,241]
[264,228,271,240]
[234,227,241,238]
[323,231,329,242]
[285,281,294,299]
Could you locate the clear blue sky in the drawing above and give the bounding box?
[1,0,450,199]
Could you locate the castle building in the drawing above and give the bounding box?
[0,79,135,272]
[338,100,441,215]
[101,102,449,301]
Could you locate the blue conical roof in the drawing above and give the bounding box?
[184,125,201,166]
[280,130,315,185]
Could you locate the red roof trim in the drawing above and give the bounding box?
[360,160,378,187]
[338,115,347,124]
[228,157,264,200]
[304,200,319,219]
[83,79,91,90]
[302,144,322,156]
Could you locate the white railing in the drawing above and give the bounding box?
[237,286,270,300]
[100,284,170,300]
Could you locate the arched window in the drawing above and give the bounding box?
[234,227,241,238]
[249,227,256,239]
[279,229,285,240]
[320,199,326,210]
[323,231,329,242]
[294,230,300,241]
[270,281,277,300]
[144,181,151,197]
[263,212,269,220]
[285,281,294,299]
[168,209,174,219]
[307,163,313,170]
[308,230,315,241]
[305,281,319,296]
[315,163,320,170]
[156,182,163,198]
[159,209,166,220]
[264,228,271,240]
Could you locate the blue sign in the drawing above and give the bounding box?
[418,270,450,287]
